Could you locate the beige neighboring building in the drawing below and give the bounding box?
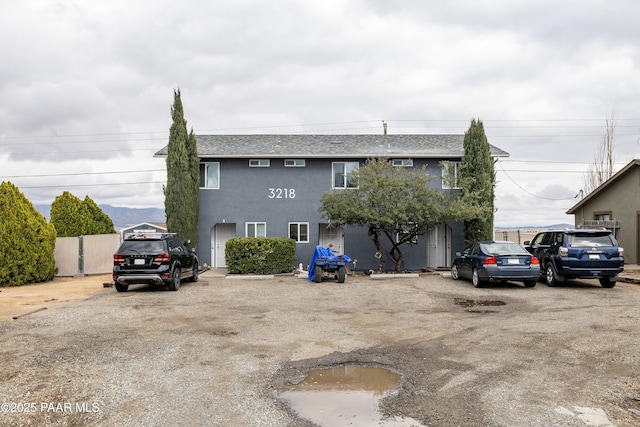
[566,159,640,264]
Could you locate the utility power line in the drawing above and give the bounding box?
[0,169,165,179]
[16,181,166,189]
[2,117,639,140]
[496,162,579,201]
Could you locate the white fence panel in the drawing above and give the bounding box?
[494,230,540,246]
[54,234,121,276]
[83,234,121,275]
[54,237,80,276]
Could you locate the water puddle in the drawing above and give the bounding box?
[279,365,425,426]
[454,298,506,313]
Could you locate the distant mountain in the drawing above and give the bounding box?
[34,204,166,229]
[100,205,166,228]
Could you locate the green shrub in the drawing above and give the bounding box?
[225,238,296,274]
[50,191,115,237]
[0,182,57,286]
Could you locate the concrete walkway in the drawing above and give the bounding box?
[620,264,640,284]
[201,265,640,285]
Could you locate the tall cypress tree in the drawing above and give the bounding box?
[164,89,200,246]
[460,119,495,243]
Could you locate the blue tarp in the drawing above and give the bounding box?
[308,246,352,282]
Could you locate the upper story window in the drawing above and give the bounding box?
[332,161,359,189]
[285,159,305,167]
[246,222,266,237]
[249,159,270,167]
[392,159,413,167]
[200,162,220,189]
[441,161,461,189]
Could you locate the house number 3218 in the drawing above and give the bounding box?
[268,188,296,199]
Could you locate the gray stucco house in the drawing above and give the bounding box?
[155,134,509,272]
[567,158,640,264]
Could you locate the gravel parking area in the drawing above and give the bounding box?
[1,271,640,426]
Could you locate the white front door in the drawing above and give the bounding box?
[318,224,343,253]
[212,223,236,267]
[426,224,451,269]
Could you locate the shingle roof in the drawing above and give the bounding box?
[153,134,510,159]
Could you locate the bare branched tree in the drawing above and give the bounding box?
[583,112,616,194]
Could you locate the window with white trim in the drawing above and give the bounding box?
[285,159,305,167]
[392,159,413,167]
[199,162,220,189]
[246,222,266,237]
[289,222,309,243]
[249,159,270,167]
[396,223,418,244]
[441,161,461,189]
[332,161,359,189]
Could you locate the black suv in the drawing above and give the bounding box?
[524,229,624,288]
[113,234,199,292]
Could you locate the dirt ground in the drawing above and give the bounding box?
[1,270,640,426]
[0,274,112,322]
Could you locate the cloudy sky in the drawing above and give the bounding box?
[2,0,639,228]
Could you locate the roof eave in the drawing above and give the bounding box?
[566,159,640,214]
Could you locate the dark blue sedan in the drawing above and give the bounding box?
[451,241,540,288]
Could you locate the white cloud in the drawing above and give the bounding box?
[1,0,639,226]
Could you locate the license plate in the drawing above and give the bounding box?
[134,259,145,265]
[507,258,520,265]
[589,254,600,260]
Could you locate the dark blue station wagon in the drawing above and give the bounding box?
[451,241,541,288]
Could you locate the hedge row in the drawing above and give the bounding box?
[0,182,57,286]
[225,238,296,275]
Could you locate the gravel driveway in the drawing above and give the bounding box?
[1,271,639,426]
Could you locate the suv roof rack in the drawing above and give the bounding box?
[125,232,177,240]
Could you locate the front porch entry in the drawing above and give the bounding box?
[319,224,344,254]
[211,223,236,267]
[426,224,452,269]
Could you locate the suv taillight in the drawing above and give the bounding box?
[619,247,624,258]
[559,247,568,257]
[153,252,171,263]
[114,254,125,263]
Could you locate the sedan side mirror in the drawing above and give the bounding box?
[455,252,461,257]
[523,241,530,245]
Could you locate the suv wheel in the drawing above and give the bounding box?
[599,276,616,288]
[167,267,181,291]
[115,282,129,292]
[545,264,558,287]
[189,263,199,282]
